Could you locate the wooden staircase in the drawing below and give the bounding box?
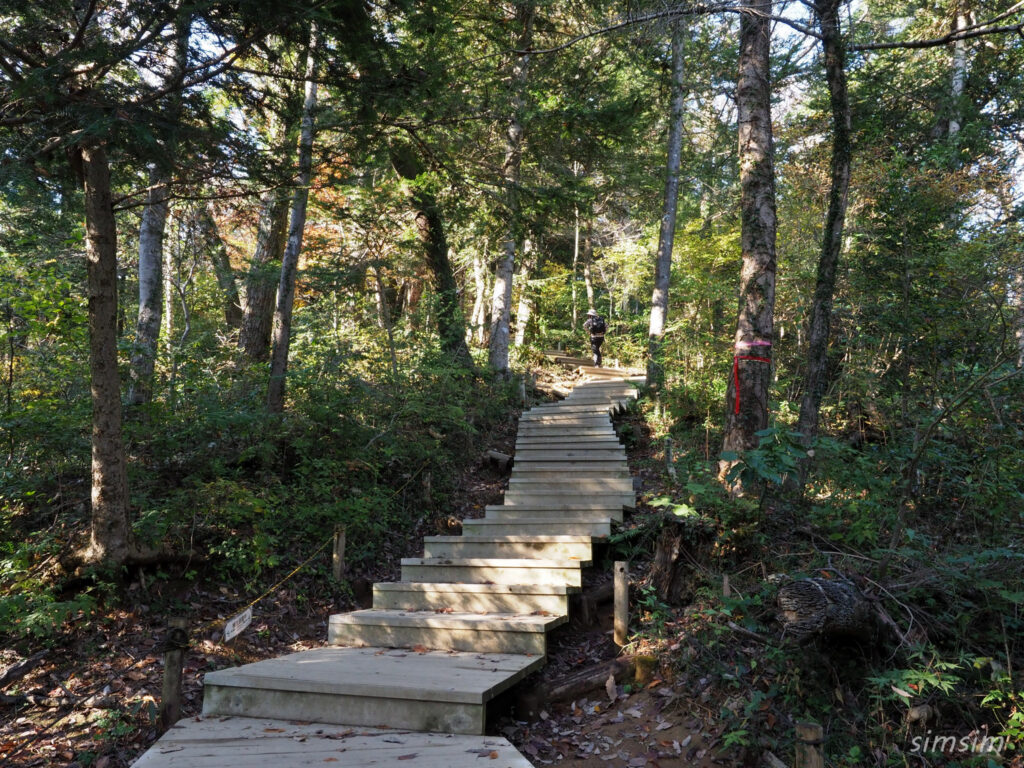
[132,372,641,768]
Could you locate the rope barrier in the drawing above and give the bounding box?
[188,535,333,641]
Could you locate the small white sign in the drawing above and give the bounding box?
[223,607,252,642]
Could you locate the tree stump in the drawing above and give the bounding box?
[649,518,714,605]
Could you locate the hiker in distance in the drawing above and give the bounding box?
[583,308,606,366]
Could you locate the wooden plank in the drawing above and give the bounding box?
[133,717,534,767]
[203,647,541,705]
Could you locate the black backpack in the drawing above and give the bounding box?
[589,316,606,335]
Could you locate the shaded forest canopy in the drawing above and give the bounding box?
[1,0,1023,765]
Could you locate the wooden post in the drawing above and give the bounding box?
[664,437,677,481]
[795,722,824,768]
[519,375,527,406]
[613,561,628,646]
[159,617,188,731]
[332,524,346,581]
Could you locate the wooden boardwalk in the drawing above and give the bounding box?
[132,368,640,767]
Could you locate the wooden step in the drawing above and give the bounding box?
[509,470,631,482]
[507,477,633,492]
[485,505,623,523]
[132,716,534,768]
[518,413,611,423]
[504,461,631,473]
[512,449,627,461]
[423,534,593,561]
[202,646,542,735]
[461,517,612,537]
[327,609,564,655]
[400,557,583,587]
[501,492,634,509]
[373,581,576,614]
[515,436,623,446]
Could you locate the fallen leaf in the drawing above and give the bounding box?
[605,673,616,702]
[264,728,286,733]
[397,754,417,760]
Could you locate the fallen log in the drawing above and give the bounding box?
[517,655,639,719]
[776,577,874,641]
[485,450,512,471]
[0,651,47,690]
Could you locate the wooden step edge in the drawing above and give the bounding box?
[329,609,568,632]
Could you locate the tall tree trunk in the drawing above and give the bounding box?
[647,21,686,390]
[948,10,969,138]
[514,240,536,347]
[200,204,243,329]
[489,2,535,375]
[390,145,472,366]
[79,143,133,565]
[128,20,188,405]
[1015,268,1024,369]
[239,189,289,361]
[583,222,595,311]
[794,0,852,488]
[128,169,169,405]
[470,247,488,346]
[267,34,318,413]
[572,205,580,331]
[720,0,777,492]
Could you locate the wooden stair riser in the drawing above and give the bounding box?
[401,561,582,587]
[507,478,633,491]
[327,621,551,656]
[461,518,612,537]
[505,461,631,473]
[372,583,571,614]
[423,536,592,561]
[485,506,623,522]
[512,451,627,462]
[501,495,634,510]
[203,684,487,735]
[509,468,630,479]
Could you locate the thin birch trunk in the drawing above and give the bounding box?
[79,143,133,565]
[489,2,535,375]
[647,21,686,389]
[470,247,488,345]
[948,11,968,138]
[583,222,595,311]
[128,20,188,405]
[372,263,400,384]
[514,240,536,347]
[720,0,777,493]
[572,206,580,331]
[128,168,169,406]
[1015,268,1024,368]
[794,0,853,489]
[268,32,318,413]
[163,224,176,409]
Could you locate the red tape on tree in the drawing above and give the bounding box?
[732,340,772,415]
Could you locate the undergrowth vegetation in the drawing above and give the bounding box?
[617,372,1024,766]
[0,337,518,645]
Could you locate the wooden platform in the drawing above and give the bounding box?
[132,717,533,767]
[133,369,639,766]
